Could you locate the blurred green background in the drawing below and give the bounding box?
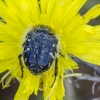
[0,0,100,100]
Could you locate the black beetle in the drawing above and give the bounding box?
[24,25,58,74]
[18,25,59,86]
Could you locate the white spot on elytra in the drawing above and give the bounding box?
[28,39,31,41]
[48,63,51,67]
[30,64,34,66]
[49,53,54,59]
[24,48,30,52]
[53,44,55,47]
[25,58,27,62]
[40,66,43,68]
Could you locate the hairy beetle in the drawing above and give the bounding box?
[18,25,59,86]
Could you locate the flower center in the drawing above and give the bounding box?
[23,25,58,75]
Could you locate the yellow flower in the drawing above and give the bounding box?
[0,0,100,100]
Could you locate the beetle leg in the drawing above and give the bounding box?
[51,57,58,88]
[59,52,64,57]
[18,54,24,78]
[57,49,64,57]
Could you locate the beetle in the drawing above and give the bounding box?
[18,25,59,87]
